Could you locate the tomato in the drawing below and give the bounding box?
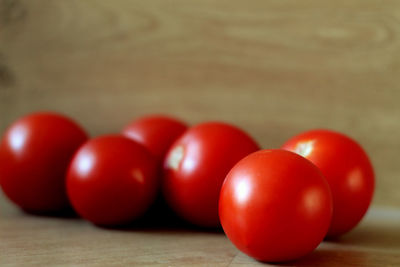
[163,122,260,227]
[66,135,158,226]
[281,129,374,237]
[122,115,187,162]
[122,115,188,219]
[0,112,88,212]
[219,149,332,262]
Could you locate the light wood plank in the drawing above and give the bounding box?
[1,192,400,266]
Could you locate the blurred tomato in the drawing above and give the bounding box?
[0,112,88,212]
[282,129,374,237]
[219,149,332,262]
[67,135,158,226]
[163,122,260,227]
[122,115,187,162]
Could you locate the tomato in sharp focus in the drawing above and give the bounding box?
[0,112,88,213]
[67,135,158,226]
[219,149,332,262]
[122,115,188,162]
[281,129,374,237]
[163,121,260,227]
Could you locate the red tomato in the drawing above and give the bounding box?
[67,135,158,225]
[219,149,332,262]
[281,129,374,237]
[0,112,88,212]
[122,115,187,162]
[163,122,260,227]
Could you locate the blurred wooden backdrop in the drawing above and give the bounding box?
[0,0,399,207]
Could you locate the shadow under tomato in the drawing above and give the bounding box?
[276,247,369,267]
[95,196,224,234]
[21,206,79,219]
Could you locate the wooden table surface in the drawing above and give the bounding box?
[1,191,400,266]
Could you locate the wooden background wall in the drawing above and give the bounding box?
[0,0,399,207]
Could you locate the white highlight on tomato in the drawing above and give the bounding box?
[294,140,315,158]
[234,178,252,205]
[9,125,28,153]
[76,151,95,177]
[167,145,184,171]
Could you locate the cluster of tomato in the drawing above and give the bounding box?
[0,112,374,262]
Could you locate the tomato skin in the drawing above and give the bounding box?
[0,112,88,212]
[67,135,158,226]
[281,129,374,237]
[163,122,260,227]
[122,115,187,162]
[219,149,332,262]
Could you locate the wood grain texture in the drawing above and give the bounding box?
[0,1,399,206]
[1,192,400,266]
